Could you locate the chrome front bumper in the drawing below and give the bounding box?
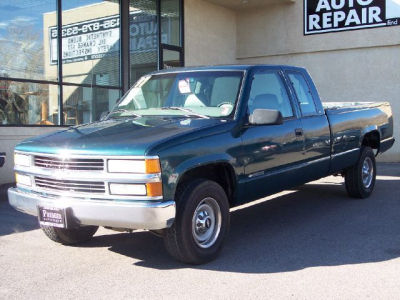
[8,188,175,230]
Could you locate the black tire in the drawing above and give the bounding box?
[164,179,230,264]
[41,225,98,245]
[345,146,376,199]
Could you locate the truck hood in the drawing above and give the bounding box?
[16,116,227,156]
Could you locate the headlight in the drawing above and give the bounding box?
[15,173,31,186]
[109,183,147,196]
[14,153,31,167]
[107,158,161,174]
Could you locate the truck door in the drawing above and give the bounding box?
[240,68,304,201]
[283,69,331,182]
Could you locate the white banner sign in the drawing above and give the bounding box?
[305,0,400,35]
[49,12,169,65]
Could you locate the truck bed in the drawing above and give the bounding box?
[322,101,394,173]
[323,101,391,112]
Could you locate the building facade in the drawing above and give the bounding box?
[0,0,399,184]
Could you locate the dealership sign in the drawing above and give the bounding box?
[49,12,169,65]
[304,0,400,34]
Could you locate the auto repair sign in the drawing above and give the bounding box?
[304,0,400,34]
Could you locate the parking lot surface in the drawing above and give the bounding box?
[1,163,400,299]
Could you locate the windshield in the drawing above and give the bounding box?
[109,71,243,119]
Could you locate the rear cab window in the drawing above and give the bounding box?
[287,72,318,116]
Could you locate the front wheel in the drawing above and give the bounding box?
[345,146,376,199]
[41,225,98,245]
[164,179,230,264]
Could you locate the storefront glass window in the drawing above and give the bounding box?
[0,0,184,126]
[129,0,158,85]
[0,1,57,81]
[162,49,181,69]
[0,80,58,125]
[62,85,120,125]
[161,0,181,47]
[58,0,121,125]
[60,0,121,87]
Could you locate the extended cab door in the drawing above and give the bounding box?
[240,68,304,202]
[282,68,331,182]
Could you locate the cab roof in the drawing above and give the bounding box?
[149,64,306,75]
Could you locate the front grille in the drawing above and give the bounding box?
[34,176,106,194]
[34,155,104,171]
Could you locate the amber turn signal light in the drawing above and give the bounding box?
[145,159,161,174]
[146,182,163,197]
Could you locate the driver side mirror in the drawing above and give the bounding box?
[248,109,283,126]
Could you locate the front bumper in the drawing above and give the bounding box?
[8,188,175,230]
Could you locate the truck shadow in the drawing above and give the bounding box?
[0,201,39,236]
[83,166,400,273]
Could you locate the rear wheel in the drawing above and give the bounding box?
[164,179,230,264]
[345,146,376,198]
[41,225,98,245]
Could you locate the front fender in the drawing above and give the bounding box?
[161,153,238,201]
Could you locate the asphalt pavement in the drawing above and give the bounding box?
[1,163,399,299]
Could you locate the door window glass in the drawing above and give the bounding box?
[248,72,293,118]
[287,72,317,116]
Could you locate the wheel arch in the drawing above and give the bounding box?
[174,161,237,207]
[361,128,380,153]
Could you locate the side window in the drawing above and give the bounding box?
[248,71,293,118]
[287,72,317,116]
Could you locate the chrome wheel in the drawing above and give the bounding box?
[192,197,222,249]
[362,156,374,188]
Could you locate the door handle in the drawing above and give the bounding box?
[295,128,303,136]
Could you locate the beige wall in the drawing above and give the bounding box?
[0,127,65,184]
[184,0,237,66]
[236,2,400,59]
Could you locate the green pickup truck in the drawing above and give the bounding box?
[9,65,394,264]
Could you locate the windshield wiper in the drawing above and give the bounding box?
[107,109,141,118]
[162,107,209,119]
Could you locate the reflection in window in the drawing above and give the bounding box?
[129,0,158,85]
[0,0,184,126]
[0,80,57,125]
[163,49,181,69]
[59,0,120,87]
[63,85,120,125]
[57,0,121,125]
[0,0,57,81]
[161,0,181,47]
